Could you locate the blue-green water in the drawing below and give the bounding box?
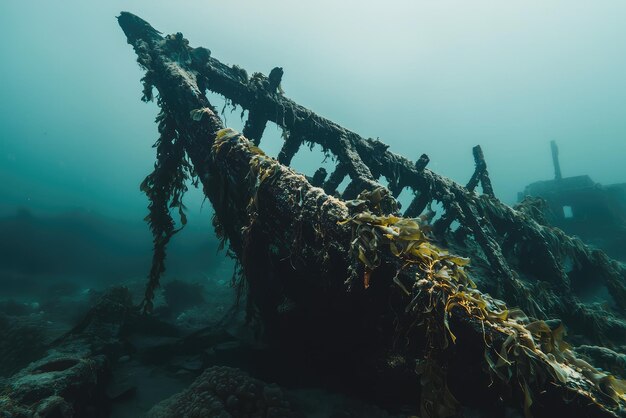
[2,1,626,220]
[1,2,626,416]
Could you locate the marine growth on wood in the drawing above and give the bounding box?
[118,12,626,417]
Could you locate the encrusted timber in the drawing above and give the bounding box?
[201,31,626,334]
[190,35,422,200]
[183,33,500,212]
[120,10,626,354]
[128,12,532,314]
[204,124,624,418]
[118,13,625,417]
[178,30,626,320]
[484,196,626,341]
[202,53,381,199]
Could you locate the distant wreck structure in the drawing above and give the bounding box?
[105,12,626,418]
[519,140,626,261]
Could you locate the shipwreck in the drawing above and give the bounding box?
[2,12,626,418]
[519,141,626,263]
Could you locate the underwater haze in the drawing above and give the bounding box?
[2,1,626,222]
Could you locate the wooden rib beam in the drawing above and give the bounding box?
[117,13,626,417]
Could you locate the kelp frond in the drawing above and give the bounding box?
[140,104,194,313]
[343,211,626,417]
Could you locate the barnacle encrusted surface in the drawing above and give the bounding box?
[147,366,300,418]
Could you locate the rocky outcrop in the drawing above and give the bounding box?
[0,287,133,417]
[147,366,300,418]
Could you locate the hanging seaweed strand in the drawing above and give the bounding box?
[140,102,193,313]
